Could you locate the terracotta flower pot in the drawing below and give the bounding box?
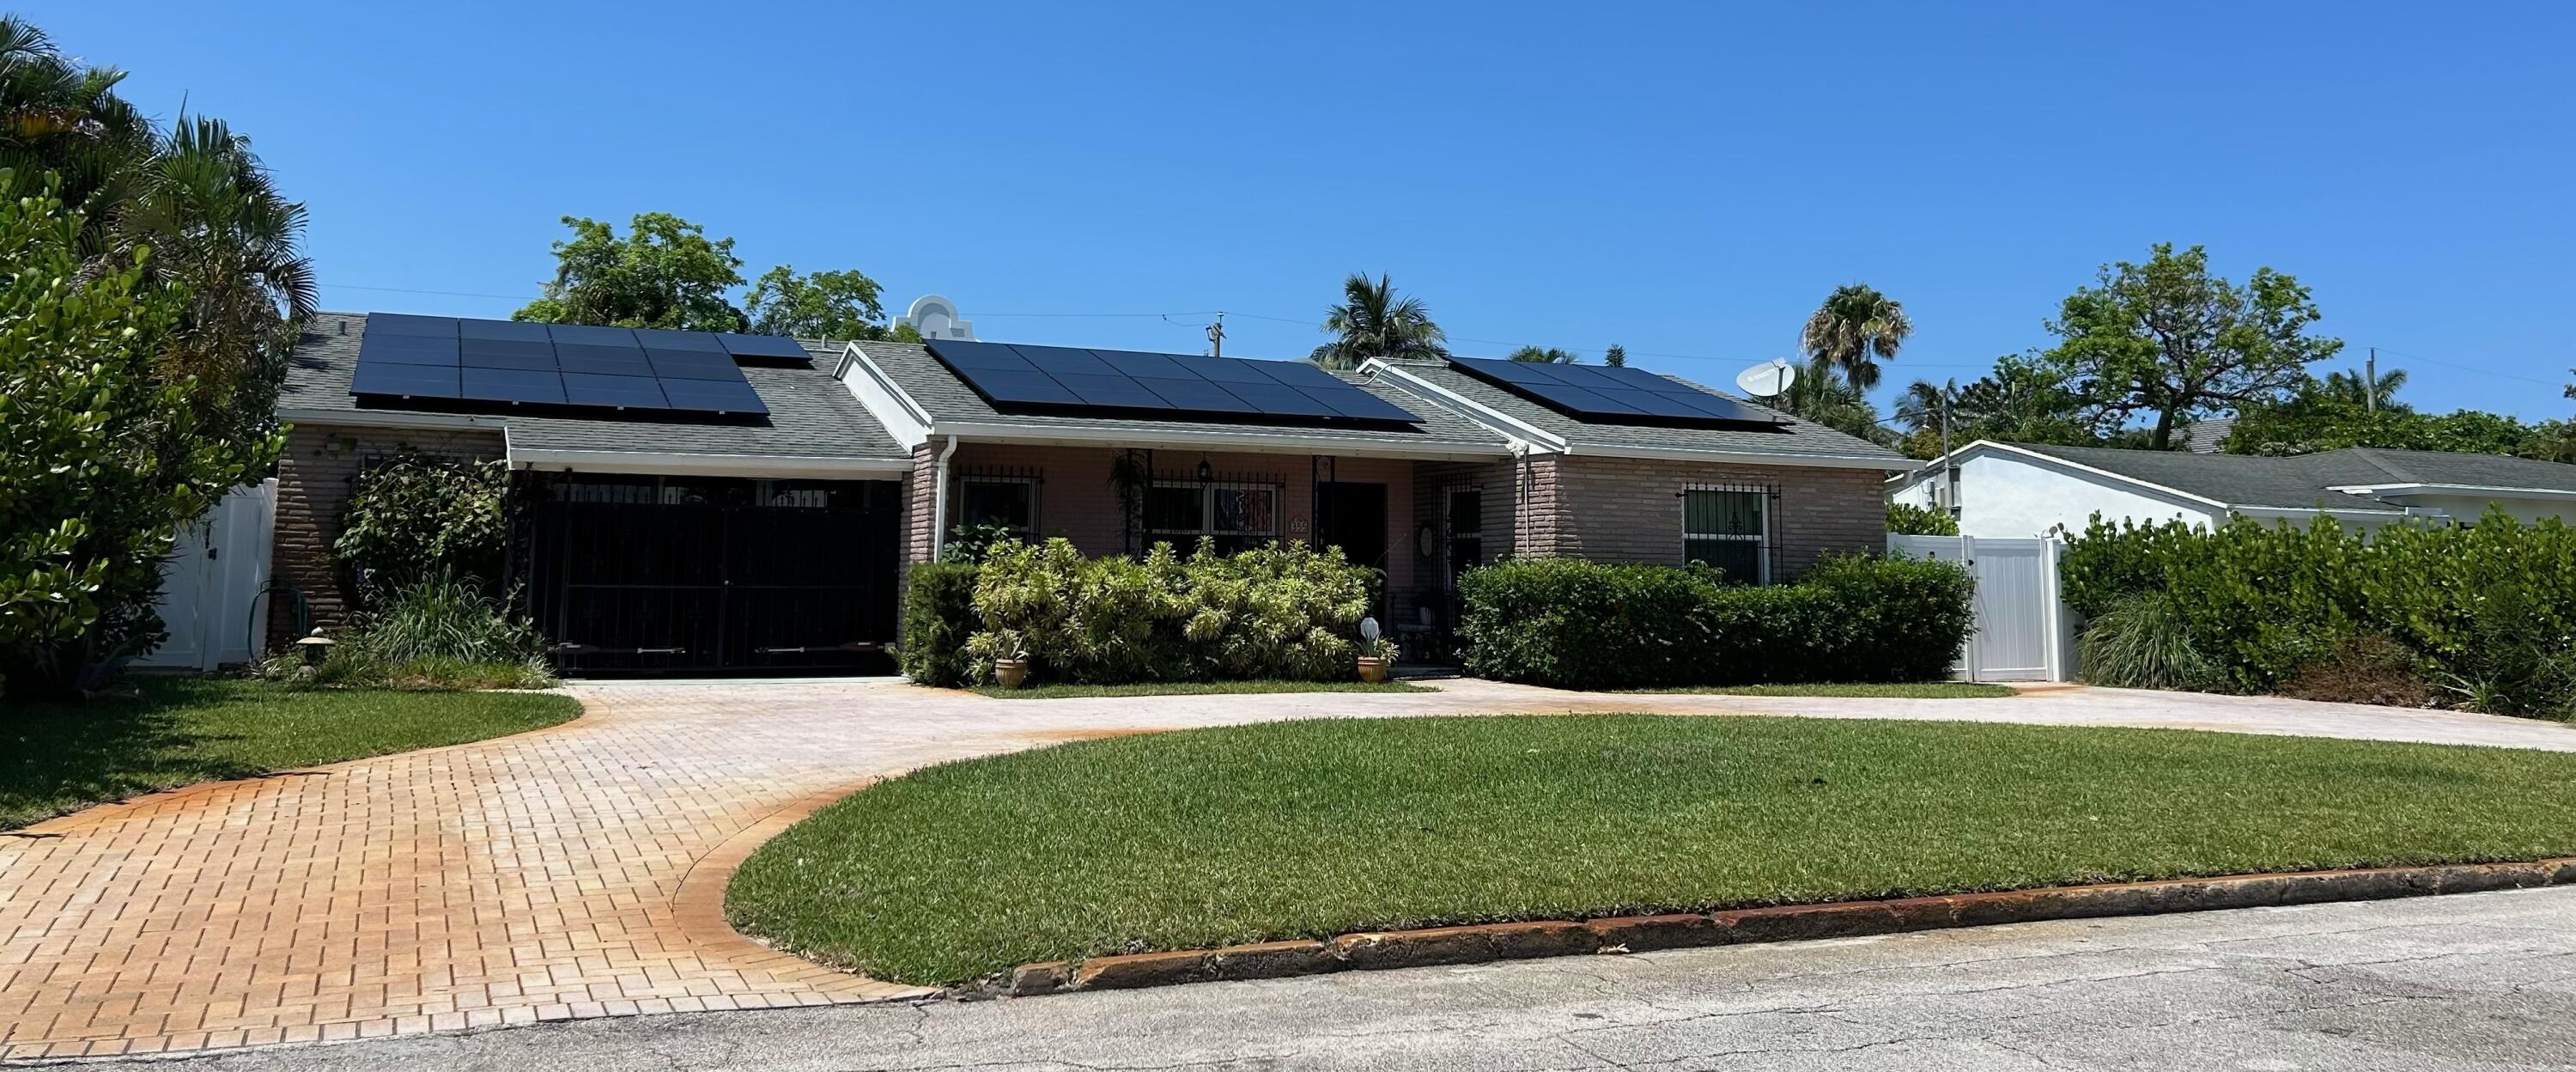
[1355,655,1391,684]
[993,658,1030,689]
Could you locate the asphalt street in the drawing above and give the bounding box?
[52,886,2576,1072]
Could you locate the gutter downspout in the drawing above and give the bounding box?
[928,435,960,561]
[1509,440,1531,557]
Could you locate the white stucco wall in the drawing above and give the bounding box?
[1892,451,2220,538]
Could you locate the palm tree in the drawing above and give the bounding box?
[2318,367,2409,413]
[1506,344,1577,363]
[1311,272,1448,369]
[0,15,152,240]
[1799,284,1911,392]
[1893,378,1955,436]
[112,114,317,458]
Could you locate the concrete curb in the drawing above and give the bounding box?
[1011,857,2576,996]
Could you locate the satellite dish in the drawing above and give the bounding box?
[1735,358,1797,399]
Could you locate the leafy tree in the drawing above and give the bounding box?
[2044,244,2340,450]
[1780,369,1894,446]
[1886,502,1958,536]
[2226,367,2546,458]
[1603,344,1626,368]
[1800,283,1911,392]
[743,264,904,340]
[1506,344,1577,363]
[1893,356,2098,459]
[1310,272,1448,370]
[0,16,151,234]
[514,212,747,332]
[2,173,276,700]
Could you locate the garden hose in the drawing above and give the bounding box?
[246,580,309,661]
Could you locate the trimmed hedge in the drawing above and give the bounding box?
[904,539,1376,686]
[2061,510,2576,718]
[896,562,981,687]
[1457,555,1975,690]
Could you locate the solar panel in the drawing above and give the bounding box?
[1448,356,1784,429]
[461,367,568,405]
[658,377,767,414]
[351,314,774,419]
[925,340,1423,428]
[350,361,459,399]
[716,332,810,361]
[562,373,670,410]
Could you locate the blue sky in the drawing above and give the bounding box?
[30,1,2576,419]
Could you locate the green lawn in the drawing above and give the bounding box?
[1626,683,2017,698]
[1,677,580,830]
[729,713,2576,984]
[974,679,1433,699]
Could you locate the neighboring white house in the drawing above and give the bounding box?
[1889,440,2576,538]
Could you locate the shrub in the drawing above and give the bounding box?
[2061,509,2576,717]
[334,454,508,603]
[1456,555,1974,690]
[2076,592,2220,691]
[1886,501,1958,536]
[260,575,552,691]
[897,562,981,686]
[2278,635,2429,708]
[944,538,1375,686]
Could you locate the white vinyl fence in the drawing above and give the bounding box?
[133,479,278,671]
[1888,533,2074,682]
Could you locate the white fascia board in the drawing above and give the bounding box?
[506,446,914,479]
[2326,482,2576,502]
[1359,360,1570,453]
[835,344,934,448]
[924,419,1513,462]
[277,407,507,432]
[1571,441,1923,472]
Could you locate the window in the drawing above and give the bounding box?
[1682,487,1767,583]
[958,477,1037,539]
[1445,488,1484,587]
[1146,480,1280,555]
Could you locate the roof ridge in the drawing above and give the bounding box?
[2328,447,2416,483]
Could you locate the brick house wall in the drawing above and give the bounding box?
[266,423,505,647]
[1524,455,1887,580]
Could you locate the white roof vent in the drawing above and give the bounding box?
[897,295,975,341]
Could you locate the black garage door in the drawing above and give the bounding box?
[518,475,901,675]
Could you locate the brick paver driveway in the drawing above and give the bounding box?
[3,678,2567,1060]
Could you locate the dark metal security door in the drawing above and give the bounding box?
[524,492,899,675]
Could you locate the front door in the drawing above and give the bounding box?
[1316,481,1389,615]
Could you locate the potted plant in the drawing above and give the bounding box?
[1354,617,1393,683]
[987,630,1032,689]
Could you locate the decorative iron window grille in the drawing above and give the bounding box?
[1145,470,1286,556]
[1678,482,1782,584]
[951,466,1043,541]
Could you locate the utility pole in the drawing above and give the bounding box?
[1206,313,1225,358]
[1940,392,1959,518]
[2366,347,2378,412]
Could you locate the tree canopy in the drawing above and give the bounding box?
[1507,344,1577,363]
[744,265,914,340]
[2226,366,2565,459]
[1800,284,1911,392]
[1311,272,1448,370]
[1603,344,1626,368]
[514,212,748,332]
[2044,244,2339,450]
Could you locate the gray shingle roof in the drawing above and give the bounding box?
[849,340,1513,454]
[2013,442,2576,513]
[2326,448,2576,493]
[282,313,910,463]
[1385,361,1910,465]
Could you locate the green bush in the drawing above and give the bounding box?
[897,562,981,686]
[2060,510,2576,717]
[1886,501,1959,536]
[260,576,552,691]
[1456,555,1974,690]
[334,454,508,603]
[945,538,1374,686]
[2076,591,2220,691]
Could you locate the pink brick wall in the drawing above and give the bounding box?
[1526,455,1887,579]
[267,423,506,646]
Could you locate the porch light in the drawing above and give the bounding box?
[1196,460,1212,484]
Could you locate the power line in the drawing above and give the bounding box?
[319,283,538,301]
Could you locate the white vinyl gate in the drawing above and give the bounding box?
[133,479,278,671]
[1887,533,2073,682]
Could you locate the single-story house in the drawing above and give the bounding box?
[270,312,1913,674]
[1889,439,2576,539]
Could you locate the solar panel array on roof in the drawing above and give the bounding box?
[349,315,779,417]
[1447,356,1787,430]
[926,340,1422,427]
